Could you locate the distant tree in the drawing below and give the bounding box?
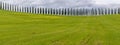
[118,8,120,14]
[0,2,2,9]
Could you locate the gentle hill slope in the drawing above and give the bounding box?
[0,10,120,45]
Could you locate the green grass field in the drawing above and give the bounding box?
[0,10,120,45]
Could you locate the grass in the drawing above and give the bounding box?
[0,10,120,45]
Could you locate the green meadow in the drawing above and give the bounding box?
[0,10,120,45]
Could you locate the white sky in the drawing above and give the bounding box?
[94,0,120,5]
[0,0,120,8]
